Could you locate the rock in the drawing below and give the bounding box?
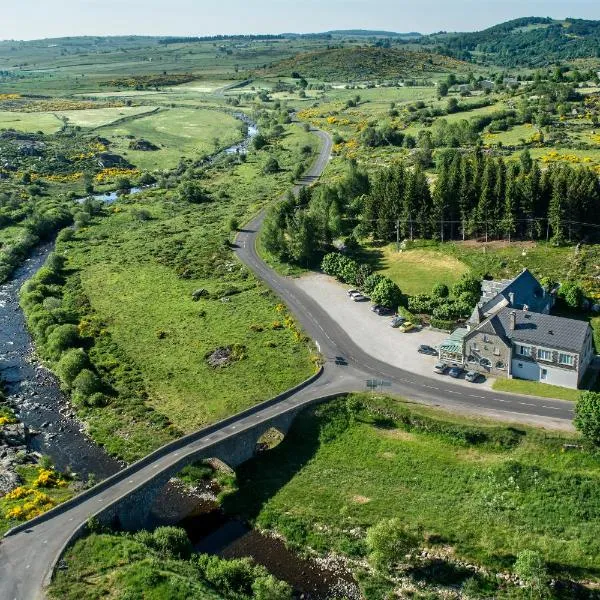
[191,288,209,301]
[0,423,27,447]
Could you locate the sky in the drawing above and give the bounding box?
[2,0,600,41]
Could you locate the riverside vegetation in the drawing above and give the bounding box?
[19,119,320,461]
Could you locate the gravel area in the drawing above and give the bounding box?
[294,273,493,390]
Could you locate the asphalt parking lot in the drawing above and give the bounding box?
[294,273,493,389]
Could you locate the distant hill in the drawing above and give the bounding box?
[260,46,467,81]
[323,30,422,39]
[424,17,600,66]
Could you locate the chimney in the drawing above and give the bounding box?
[508,292,515,306]
[510,311,516,330]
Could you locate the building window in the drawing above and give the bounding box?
[493,347,500,356]
[558,353,574,366]
[518,345,531,357]
[541,368,547,380]
[483,335,490,343]
[480,358,491,368]
[538,349,552,361]
[472,343,478,351]
[496,361,505,369]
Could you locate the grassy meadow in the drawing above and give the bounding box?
[224,395,600,587]
[97,108,244,170]
[0,110,63,133]
[50,124,320,458]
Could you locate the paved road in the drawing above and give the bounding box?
[234,127,575,429]
[0,124,574,600]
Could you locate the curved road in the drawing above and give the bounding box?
[0,125,574,600]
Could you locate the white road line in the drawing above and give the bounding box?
[469,395,485,399]
[542,406,562,411]
[519,402,536,406]
[496,398,510,403]
[446,390,461,395]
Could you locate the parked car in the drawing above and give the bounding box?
[465,371,483,383]
[371,304,393,316]
[347,289,360,297]
[352,294,367,302]
[390,316,405,328]
[334,356,348,366]
[418,345,437,356]
[398,321,415,333]
[448,365,464,378]
[434,361,448,374]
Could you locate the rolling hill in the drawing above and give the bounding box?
[260,46,468,81]
[425,17,600,66]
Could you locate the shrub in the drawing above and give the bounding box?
[72,369,101,398]
[252,575,293,600]
[56,348,89,386]
[430,318,456,331]
[432,282,449,298]
[366,518,418,572]
[177,180,210,204]
[46,324,79,359]
[228,217,240,232]
[151,526,192,559]
[263,157,280,174]
[252,133,268,150]
[559,281,583,309]
[362,273,386,296]
[574,391,600,445]
[514,550,549,596]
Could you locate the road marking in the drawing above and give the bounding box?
[495,398,510,403]
[422,385,439,390]
[25,565,30,569]
[469,394,485,399]
[315,341,321,352]
[519,402,536,406]
[43,540,47,544]
[542,406,561,411]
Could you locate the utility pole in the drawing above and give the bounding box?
[546,219,550,243]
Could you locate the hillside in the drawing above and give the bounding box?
[426,17,600,66]
[260,46,468,81]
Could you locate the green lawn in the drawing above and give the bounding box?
[98,107,244,170]
[492,378,581,401]
[0,110,62,133]
[376,245,469,295]
[225,395,600,584]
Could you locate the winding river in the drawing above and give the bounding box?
[0,116,358,598]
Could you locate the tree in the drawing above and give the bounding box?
[438,81,449,97]
[228,217,240,232]
[253,133,268,150]
[362,273,386,296]
[574,391,600,445]
[514,550,549,598]
[366,518,418,572]
[558,281,582,309]
[151,526,192,559]
[46,324,79,359]
[72,369,101,398]
[371,278,402,309]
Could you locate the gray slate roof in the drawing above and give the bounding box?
[490,307,590,353]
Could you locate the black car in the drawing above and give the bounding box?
[372,304,393,316]
[334,356,348,366]
[418,345,437,356]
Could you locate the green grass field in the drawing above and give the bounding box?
[375,245,469,295]
[98,107,243,170]
[492,378,581,401]
[52,125,319,457]
[225,395,600,583]
[0,110,62,133]
[55,105,158,128]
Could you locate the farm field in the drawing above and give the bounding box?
[97,107,244,170]
[225,395,600,590]
[0,110,62,133]
[54,105,158,128]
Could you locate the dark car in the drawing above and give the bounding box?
[372,304,393,316]
[334,356,348,366]
[418,345,437,356]
[448,366,464,378]
[352,294,368,302]
[465,370,483,383]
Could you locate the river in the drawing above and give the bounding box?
[0,115,359,598]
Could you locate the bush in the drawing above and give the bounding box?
[228,217,240,232]
[263,157,280,174]
[559,281,583,310]
[252,575,293,600]
[574,391,600,445]
[46,324,79,359]
[430,318,456,331]
[72,369,101,398]
[514,550,549,596]
[362,273,386,296]
[432,282,449,298]
[366,518,418,572]
[177,180,210,204]
[150,526,192,559]
[56,348,89,386]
